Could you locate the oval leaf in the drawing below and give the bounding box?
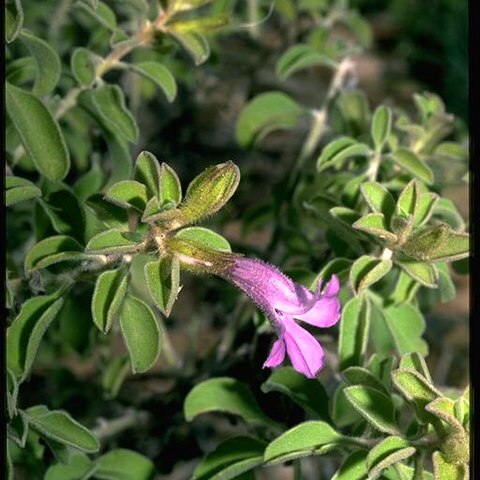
[130,62,177,102]
[25,235,84,272]
[184,377,278,428]
[85,228,141,254]
[264,421,342,464]
[144,257,180,317]
[349,255,392,295]
[371,105,392,151]
[391,148,434,184]
[119,295,161,373]
[26,407,99,453]
[19,30,61,96]
[95,448,156,480]
[366,436,416,479]
[7,294,63,380]
[92,268,129,333]
[91,84,138,143]
[174,227,231,252]
[338,296,370,370]
[105,180,148,211]
[236,92,305,148]
[6,82,70,181]
[193,437,266,480]
[344,385,399,434]
[5,175,41,206]
[276,44,335,80]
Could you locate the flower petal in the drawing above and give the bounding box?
[294,296,341,327]
[228,258,313,314]
[294,275,341,327]
[263,338,286,368]
[324,275,340,296]
[282,317,325,378]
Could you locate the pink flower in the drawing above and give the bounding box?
[225,258,341,378]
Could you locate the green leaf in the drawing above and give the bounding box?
[401,225,469,263]
[134,151,161,199]
[432,197,465,231]
[317,137,370,172]
[391,149,434,184]
[396,260,438,288]
[366,436,416,480]
[193,437,266,480]
[432,451,468,480]
[71,47,98,87]
[399,352,432,382]
[349,255,392,295]
[184,377,279,428]
[384,304,428,356]
[332,382,364,428]
[19,30,61,96]
[6,82,70,181]
[86,194,129,229]
[168,14,229,33]
[342,366,388,394]
[360,181,396,221]
[38,187,86,243]
[391,369,441,423]
[315,258,352,286]
[174,227,231,252]
[332,450,368,480]
[73,157,106,202]
[95,448,156,480]
[5,0,24,43]
[7,294,64,380]
[352,213,397,243]
[129,62,177,102]
[170,0,214,13]
[85,228,141,254]
[436,262,456,302]
[25,235,84,272]
[119,295,161,373]
[105,180,148,211]
[45,453,97,480]
[6,368,19,419]
[276,44,335,80]
[368,298,396,357]
[236,92,305,148]
[91,84,138,142]
[92,268,129,333]
[414,192,438,227]
[261,367,331,420]
[344,386,399,435]
[371,105,392,151]
[7,410,29,448]
[390,271,420,305]
[264,421,342,465]
[5,175,41,206]
[76,0,117,30]
[170,31,210,65]
[338,296,370,370]
[144,257,180,317]
[333,89,370,137]
[160,161,182,205]
[25,407,99,453]
[101,356,130,399]
[395,179,419,221]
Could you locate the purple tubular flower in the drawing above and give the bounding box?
[224,257,341,379]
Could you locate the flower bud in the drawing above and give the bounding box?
[179,161,240,224]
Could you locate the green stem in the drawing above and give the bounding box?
[92,409,151,442]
